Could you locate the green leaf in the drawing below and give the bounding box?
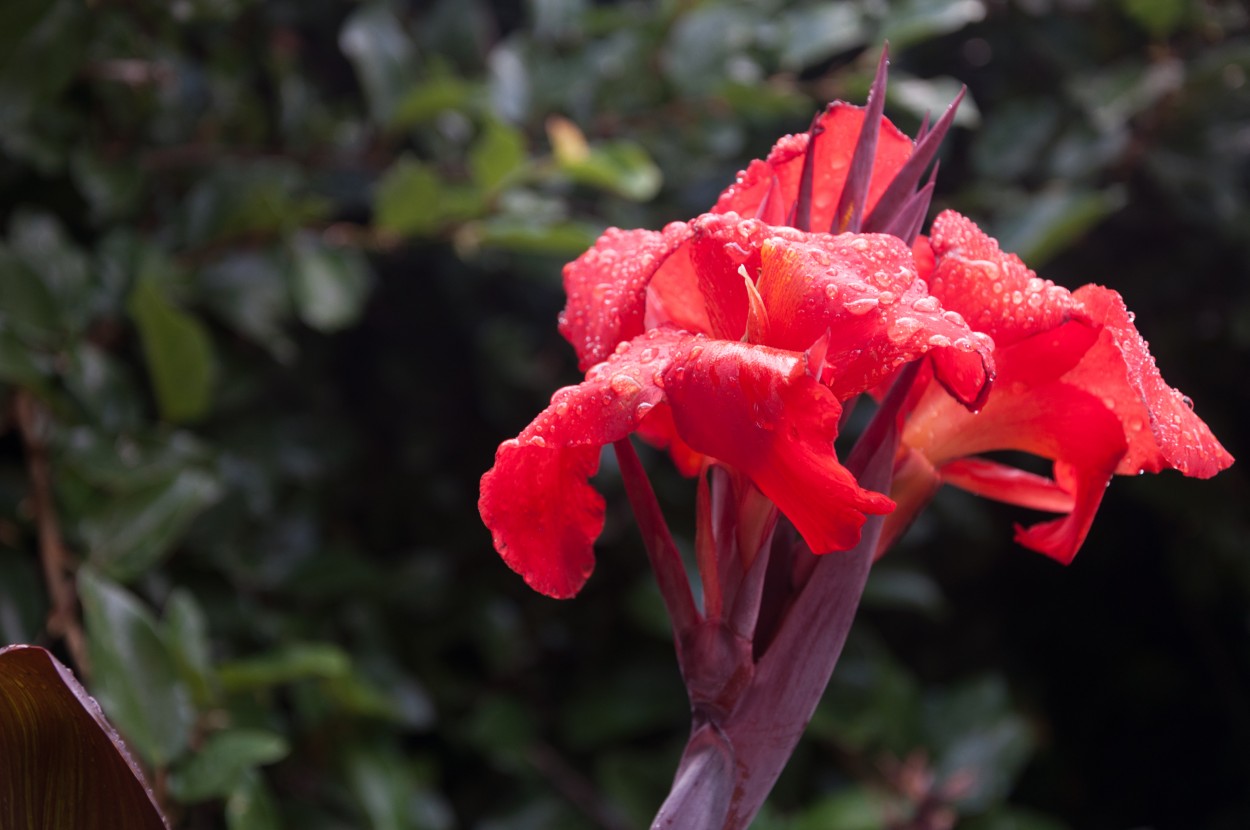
[878,0,987,53]
[81,468,222,581]
[391,76,479,128]
[340,4,419,124]
[556,140,662,201]
[992,185,1128,267]
[0,645,167,830]
[777,4,867,71]
[456,217,599,257]
[168,728,289,803]
[163,588,216,708]
[1118,0,1188,38]
[225,769,281,830]
[374,156,484,236]
[0,245,62,344]
[289,233,374,332]
[218,643,352,691]
[791,788,890,830]
[128,269,217,424]
[469,119,528,192]
[78,566,195,767]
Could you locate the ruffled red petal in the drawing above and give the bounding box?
[926,211,1085,348]
[1065,285,1234,477]
[661,339,894,554]
[905,335,1129,564]
[479,330,685,597]
[558,222,693,370]
[713,103,914,232]
[751,232,994,407]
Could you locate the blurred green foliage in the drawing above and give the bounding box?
[1,0,1247,828]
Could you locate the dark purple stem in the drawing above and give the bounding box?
[614,439,700,641]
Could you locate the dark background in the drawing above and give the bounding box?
[1,0,1246,828]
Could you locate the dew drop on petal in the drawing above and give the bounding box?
[927,334,952,348]
[912,295,940,313]
[845,298,880,316]
[610,374,643,396]
[1181,395,1194,409]
[635,401,655,418]
[888,316,923,343]
[555,401,569,416]
[1128,417,1144,432]
[639,347,658,364]
[528,435,547,447]
[824,283,840,300]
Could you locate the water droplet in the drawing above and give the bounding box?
[1027,292,1043,308]
[991,281,1003,294]
[954,337,976,352]
[555,401,569,416]
[528,435,547,447]
[844,298,879,316]
[688,345,704,360]
[634,401,655,418]
[639,347,658,364]
[942,310,966,326]
[614,341,630,355]
[878,290,897,305]
[1128,417,1144,432]
[824,283,840,300]
[610,374,642,396]
[1011,290,1024,305]
[927,334,952,348]
[1181,395,1194,410]
[912,296,940,313]
[888,316,923,343]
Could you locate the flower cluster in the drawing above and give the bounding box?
[479,67,1233,601]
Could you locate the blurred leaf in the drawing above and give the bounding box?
[465,694,535,768]
[971,100,1062,182]
[777,4,866,71]
[1118,0,1188,37]
[164,588,216,707]
[61,428,212,491]
[0,645,167,830]
[196,251,296,363]
[391,76,479,127]
[469,118,528,192]
[0,246,59,344]
[78,565,195,766]
[225,769,281,830]
[7,210,92,334]
[0,0,89,111]
[168,729,289,803]
[456,216,599,257]
[791,787,889,830]
[993,185,1128,267]
[346,746,454,830]
[922,677,1035,812]
[878,0,987,53]
[661,5,760,97]
[1068,58,1183,135]
[218,643,351,691]
[128,273,217,424]
[0,326,50,386]
[81,468,222,582]
[553,133,662,201]
[340,4,419,124]
[861,567,947,616]
[289,234,374,333]
[375,156,486,236]
[889,74,980,128]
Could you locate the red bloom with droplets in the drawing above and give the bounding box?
[481,86,990,598]
[888,210,1234,563]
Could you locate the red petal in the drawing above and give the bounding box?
[906,340,1129,564]
[1066,285,1234,477]
[751,233,994,406]
[713,104,914,233]
[926,211,1085,347]
[479,330,685,597]
[558,222,693,370]
[635,401,705,477]
[661,339,894,554]
[939,457,1076,513]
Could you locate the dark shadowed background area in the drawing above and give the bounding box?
[1,0,1247,827]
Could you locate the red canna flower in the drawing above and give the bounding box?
[889,210,1235,562]
[480,81,995,598]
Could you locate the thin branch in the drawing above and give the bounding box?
[15,390,91,678]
